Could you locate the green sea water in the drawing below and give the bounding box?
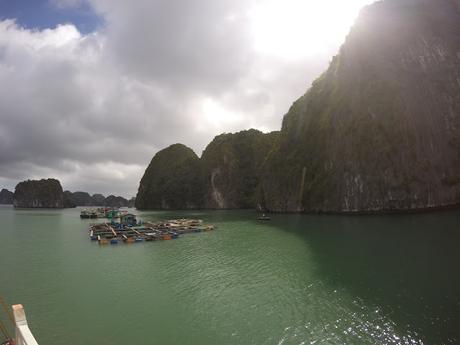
[0,205,459,345]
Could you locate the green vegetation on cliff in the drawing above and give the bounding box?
[14,179,65,208]
[136,130,278,210]
[135,144,204,210]
[201,129,279,208]
[260,0,460,212]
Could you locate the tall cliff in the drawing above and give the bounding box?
[14,179,65,208]
[260,0,460,212]
[201,130,279,208]
[135,144,203,210]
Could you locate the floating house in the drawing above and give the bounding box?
[120,213,137,226]
[106,209,120,219]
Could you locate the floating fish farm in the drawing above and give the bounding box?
[89,217,215,245]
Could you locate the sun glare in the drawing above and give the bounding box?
[250,0,375,59]
[199,97,244,132]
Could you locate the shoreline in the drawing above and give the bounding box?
[4,203,460,215]
[137,203,460,216]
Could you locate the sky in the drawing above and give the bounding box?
[0,0,375,198]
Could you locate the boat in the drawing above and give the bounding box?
[98,236,109,245]
[258,214,271,221]
[80,209,97,219]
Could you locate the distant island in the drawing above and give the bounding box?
[3,178,135,208]
[0,188,14,204]
[63,191,135,208]
[136,0,460,213]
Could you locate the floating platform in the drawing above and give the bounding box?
[90,218,215,246]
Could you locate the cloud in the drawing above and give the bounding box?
[91,0,256,93]
[0,0,375,197]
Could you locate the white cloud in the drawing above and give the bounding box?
[0,0,376,197]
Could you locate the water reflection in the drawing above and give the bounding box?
[265,211,460,344]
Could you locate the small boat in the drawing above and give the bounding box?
[89,230,98,240]
[80,209,98,219]
[98,236,109,245]
[123,235,135,243]
[258,214,271,221]
[80,209,91,219]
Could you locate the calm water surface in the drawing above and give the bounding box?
[0,205,459,344]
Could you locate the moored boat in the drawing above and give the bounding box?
[80,209,98,219]
[98,235,109,245]
[258,214,271,221]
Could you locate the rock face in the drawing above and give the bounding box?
[14,179,65,208]
[128,197,136,208]
[69,191,93,206]
[0,189,14,204]
[136,131,279,210]
[63,191,76,208]
[105,195,130,208]
[135,144,204,210]
[92,194,106,206]
[260,0,460,213]
[201,130,279,208]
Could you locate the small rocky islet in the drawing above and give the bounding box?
[13,179,66,208]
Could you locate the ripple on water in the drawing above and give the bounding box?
[1,208,458,345]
